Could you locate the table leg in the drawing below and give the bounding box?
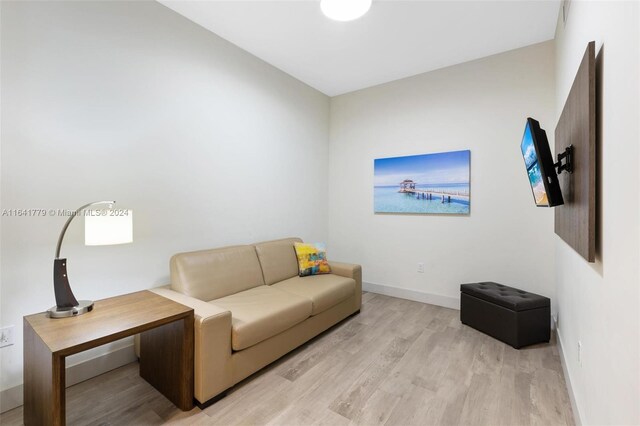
[139,314,194,410]
[24,319,66,426]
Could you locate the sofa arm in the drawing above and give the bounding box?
[329,261,362,310]
[148,286,233,403]
[150,285,229,319]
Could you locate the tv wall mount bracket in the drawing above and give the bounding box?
[555,145,573,174]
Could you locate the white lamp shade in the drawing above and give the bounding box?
[85,210,133,246]
[321,0,372,21]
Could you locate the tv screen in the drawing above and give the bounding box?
[520,118,563,207]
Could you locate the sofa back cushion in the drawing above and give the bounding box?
[253,237,302,285]
[170,245,265,301]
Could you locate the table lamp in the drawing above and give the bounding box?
[48,200,133,318]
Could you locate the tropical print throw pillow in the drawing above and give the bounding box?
[294,242,332,277]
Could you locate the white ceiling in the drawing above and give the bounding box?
[159,0,561,96]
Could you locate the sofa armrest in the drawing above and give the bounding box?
[148,286,233,403]
[150,285,229,319]
[329,261,362,310]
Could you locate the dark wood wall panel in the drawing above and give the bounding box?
[554,41,596,262]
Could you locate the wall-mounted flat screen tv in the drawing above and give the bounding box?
[520,117,564,207]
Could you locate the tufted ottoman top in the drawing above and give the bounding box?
[460,282,550,312]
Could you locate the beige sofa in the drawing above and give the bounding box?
[147,237,362,406]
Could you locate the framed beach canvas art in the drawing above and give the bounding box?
[374,150,470,214]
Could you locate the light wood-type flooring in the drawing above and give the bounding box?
[1,292,574,425]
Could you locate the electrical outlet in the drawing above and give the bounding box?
[417,262,425,273]
[578,340,582,366]
[0,325,15,348]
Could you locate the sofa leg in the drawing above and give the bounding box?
[195,390,228,410]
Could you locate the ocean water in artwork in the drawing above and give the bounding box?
[520,121,549,206]
[374,150,470,214]
[374,184,470,214]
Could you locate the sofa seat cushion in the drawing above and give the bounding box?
[211,285,312,351]
[272,274,355,316]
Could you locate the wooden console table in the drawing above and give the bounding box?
[23,290,194,425]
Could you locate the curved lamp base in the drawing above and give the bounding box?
[47,300,94,318]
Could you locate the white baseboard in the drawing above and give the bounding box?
[0,384,22,415]
[0,343,137,414]
[363,281,460,310]
[364,281,556,329]
[554,320,583,426]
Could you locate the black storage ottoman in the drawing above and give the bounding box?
[460,282,550,349]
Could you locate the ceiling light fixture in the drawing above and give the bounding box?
[321,0,372,22]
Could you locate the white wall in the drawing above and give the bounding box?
[554,1,640,425]
[328,42,557,310]
[0,0,329,395]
